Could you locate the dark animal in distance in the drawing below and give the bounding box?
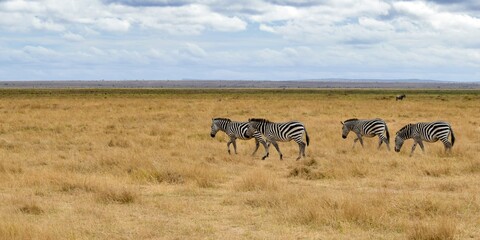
[396,94,406,101]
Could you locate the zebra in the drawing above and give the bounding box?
[210,118,268,156]
[394,121,455,156]
[396,94,406,101]
[341,118,390,150]
[246,118,310,160]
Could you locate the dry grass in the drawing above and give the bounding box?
[408,218,457,240]
[0,89,479,239]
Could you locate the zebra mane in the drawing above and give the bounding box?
[249,118,271,123]
[396,124,412,134]
[213,118,231,122]
[344,118,358,123]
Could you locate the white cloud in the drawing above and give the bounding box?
[358,17,393,31]
[0,0,479,81]
[177,43,208,60]
[259,24,276,33]
[62,32,85,41]
[96,17,131,32]
[32,17,65,32]
[0,0,247,35]
[21,46,61,61]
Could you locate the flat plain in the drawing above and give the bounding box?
[0,89,479,239]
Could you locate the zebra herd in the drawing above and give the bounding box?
[211,118,455,159]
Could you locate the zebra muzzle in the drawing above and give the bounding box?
[210,133,215,138]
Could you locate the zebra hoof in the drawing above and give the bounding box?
[261,156,267,160]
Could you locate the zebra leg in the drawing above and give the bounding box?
[441,138,453,152]
[251,138,260,156]
[270,141,283,160]
[410,142,417,157]
[379,135,391,151]
[358,137,364,148]
[259,139,269,159]
[296,141,306,160]
[377,136,383,149]
[232,139,238,154]
[418,140,425,153]
[227,140,233,154]
[353,138,359,148]
[354,133,364,148]
[261,140,270,160]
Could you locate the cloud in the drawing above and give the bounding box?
[62,32,85,41]
[0,0,247,34]
[102,0,192,7]
[96,17,131,32]
[0,0,479,81]
[176,43,208,62]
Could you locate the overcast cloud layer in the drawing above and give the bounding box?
[1,0,479,81]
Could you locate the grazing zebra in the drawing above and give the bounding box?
[210,118,268,156]
[247,118,309,160]
[341,118,390,150]
[395,121,455,156]
[396,94,406,101]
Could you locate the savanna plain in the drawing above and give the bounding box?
[0,89,479,240]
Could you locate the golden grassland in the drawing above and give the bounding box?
[0,89,479,239]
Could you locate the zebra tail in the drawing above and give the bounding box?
[451,127,455,147]
[305,129,310,146]
[385,124,390,143]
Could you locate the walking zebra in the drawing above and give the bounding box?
[247,118,309,160]
[210,118,268,156]
[396,94,406,101]
[341,118,390,150]
[395,121,455,156]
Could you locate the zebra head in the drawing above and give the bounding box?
[394,135,405,152]
[211,118,230,138]
[210,119,220,137]
[394,124,410,152]
[341,118,357,139]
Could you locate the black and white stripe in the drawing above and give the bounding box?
[247,118,310,160]
[210,118,267,156]
[341,118,390,150]
[395,121,455,156]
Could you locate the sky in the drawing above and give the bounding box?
[0,0,480,81]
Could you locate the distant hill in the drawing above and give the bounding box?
[0,80,479,89]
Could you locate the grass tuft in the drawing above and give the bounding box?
[18,203,44,215]
[407,219,456,240]
[96,187,138,204]
[235,170,278,192]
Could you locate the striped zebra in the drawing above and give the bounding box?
[210,118,268,156]
[341,118,390,150]
[247,118,310,160]
[395,121,455,156]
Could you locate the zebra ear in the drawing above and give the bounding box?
[340,121,344,125]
